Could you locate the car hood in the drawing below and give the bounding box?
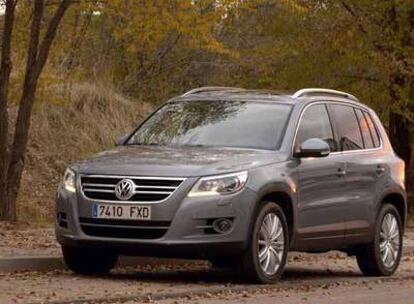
[74,145,287,177]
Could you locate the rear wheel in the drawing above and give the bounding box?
[356,204,402,276]
[62,246,118,275]
[237,202,289,283]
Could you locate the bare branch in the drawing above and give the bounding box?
[34,0,73,77]
[25,0,44,80]
[339,0,368,35]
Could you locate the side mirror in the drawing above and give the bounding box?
[294,138,330,158]
[115,134,129,146]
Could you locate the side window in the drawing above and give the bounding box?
[329,104,364,151]
[355,108,374,149]
[295,104,337,152]
[363,111,381,148]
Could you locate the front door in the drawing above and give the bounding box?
[293,103,346,250]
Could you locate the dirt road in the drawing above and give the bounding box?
[1,251,414,304]
[154,278,414,304]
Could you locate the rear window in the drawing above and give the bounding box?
[355,108,374,149]
[363,111,381,148]
[329,104,364,151]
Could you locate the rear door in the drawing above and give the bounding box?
[294,103,346,250]
[328,104,380,243]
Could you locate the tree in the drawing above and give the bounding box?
[0,0,73,221]
[338,0,414,202]
[58,0,233,102]
[217,0,414,207]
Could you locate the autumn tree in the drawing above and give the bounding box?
[0,0,236,221]
[217,1,414,206]
[0,0,73,221]
[337,0,414,200]
[57,0,233,103]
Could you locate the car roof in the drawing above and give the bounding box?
[173,87,370,110]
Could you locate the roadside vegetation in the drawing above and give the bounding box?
[17,82,151,226]
[0,0,413,226]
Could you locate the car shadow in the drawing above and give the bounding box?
[100,265,361,285]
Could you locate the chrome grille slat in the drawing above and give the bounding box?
[134,185,177,189]
[80,175,185,203]
[134,190,173,194]
[83,189,115,193]
[83,183,115,188]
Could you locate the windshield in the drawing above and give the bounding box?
[127,100,292,150]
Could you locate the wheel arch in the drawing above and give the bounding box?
[379,191,407,231]
[254,183,297,247]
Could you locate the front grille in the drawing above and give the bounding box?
[80,175,185,202]
[79,217,170,239]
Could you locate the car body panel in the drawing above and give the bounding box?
[293,156,347,250]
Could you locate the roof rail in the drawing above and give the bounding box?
[182,86,245,96]
[292,88,358,101]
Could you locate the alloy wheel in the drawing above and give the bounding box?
[379,213,400,269]
[257,213,285,276]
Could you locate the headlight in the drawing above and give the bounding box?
[188,171,248,197]
[63,168,76,193]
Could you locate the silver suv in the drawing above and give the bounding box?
[56,87,406,283]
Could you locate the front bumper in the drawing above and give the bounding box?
[55,180,258,259]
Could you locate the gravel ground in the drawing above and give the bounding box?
[1,251,414,304]
[0,227,59,257]
[154,278,414,304]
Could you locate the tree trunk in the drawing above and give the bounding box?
[388,74,413,211]
[389,112,412,182]
[2,0,72,221]
[5,0,44,221]
[0,0,16,220]
[6,82,39,219]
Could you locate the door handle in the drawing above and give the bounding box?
[376,166,385,175]
[337,168,347,177]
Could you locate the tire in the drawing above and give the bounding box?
[237,202,289,283]
[62,246,118,275]
[356,204,403,276]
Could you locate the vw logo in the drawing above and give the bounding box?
[115,179,134,200]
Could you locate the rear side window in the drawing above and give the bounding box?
[363,111,381,148]
[329,104,364,151]
[295,104,337,152]
[355,108,374,149]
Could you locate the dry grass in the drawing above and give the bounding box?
[15,82,152,227]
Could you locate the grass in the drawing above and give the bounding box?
[14,82,152,227]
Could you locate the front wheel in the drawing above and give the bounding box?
[238,202,289,283]
[62,246,118,275]
[356,204,403,276]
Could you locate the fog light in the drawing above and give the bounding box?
[57,212,68,228]
[212,218,233,234]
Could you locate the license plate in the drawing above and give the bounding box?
[92,204,151,220]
